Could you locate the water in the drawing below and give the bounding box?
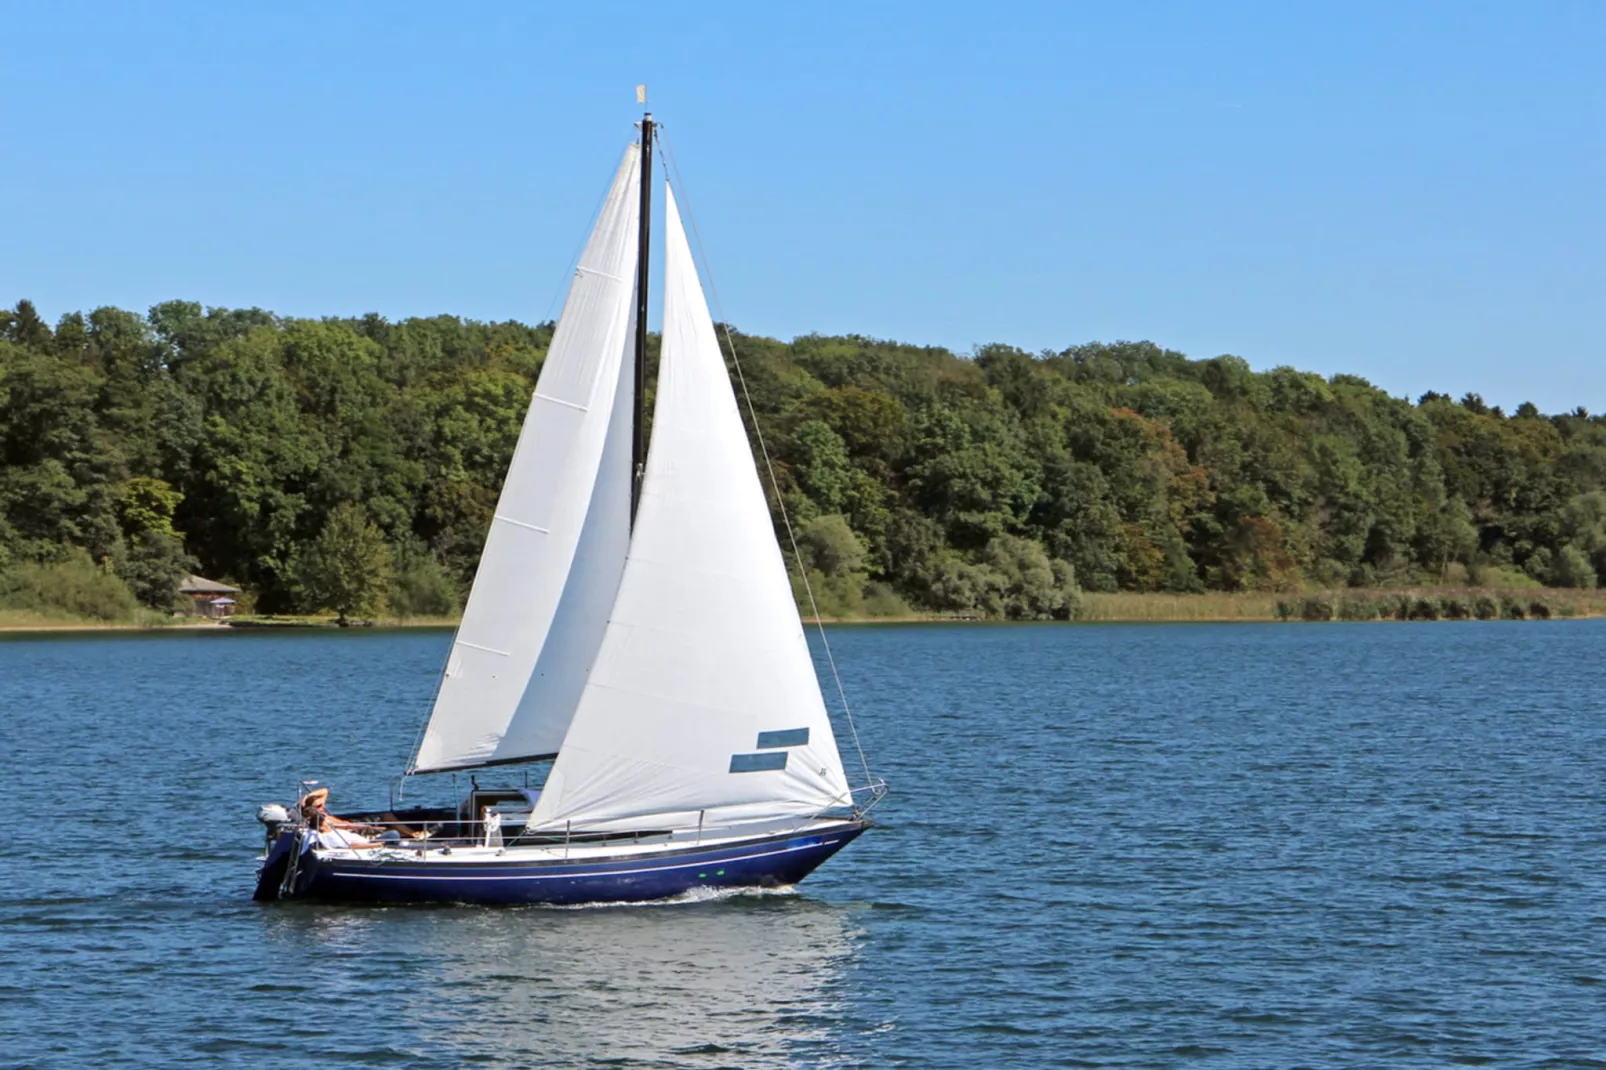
[3,622,1606,1068]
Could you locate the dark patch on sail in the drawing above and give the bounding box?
[756,728,809,749]
[729,752,789,773]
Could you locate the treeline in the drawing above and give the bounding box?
[2,297,1605,621]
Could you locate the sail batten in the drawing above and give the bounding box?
[409,145,641,774]
[525,183,850,832]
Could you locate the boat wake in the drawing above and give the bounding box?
[540,883,801,911]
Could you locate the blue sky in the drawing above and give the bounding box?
[3,2,1601,412]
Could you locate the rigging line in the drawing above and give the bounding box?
[658,131,876,795]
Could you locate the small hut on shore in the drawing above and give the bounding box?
[179,575,240,618]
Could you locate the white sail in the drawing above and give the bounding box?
[526,184,850,833]
[411,145,640,773]
[488,300,634,764]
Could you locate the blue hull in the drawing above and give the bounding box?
[256,822,867,906]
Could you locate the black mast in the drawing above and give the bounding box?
[632,112,654,522]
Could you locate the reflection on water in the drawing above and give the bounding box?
[260,892,859,1068]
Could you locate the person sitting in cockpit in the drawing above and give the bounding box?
[300,788,382,850]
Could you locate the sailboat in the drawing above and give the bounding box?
[253,113,884,906]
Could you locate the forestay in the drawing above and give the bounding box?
[411,146,641,773]
[526,184,850,833]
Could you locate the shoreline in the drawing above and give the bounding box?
[4,587,1603,634]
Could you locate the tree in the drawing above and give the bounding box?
[3,300,52,350]
[11,296,1606,619]
[789,420,853,513]
[388,537,460,619]
[117,533,196,611]
[112,476,195,609]
[790,514,872,617]
[1549,545,1598,589]
[796,514,867,577]
[296,503,394,623]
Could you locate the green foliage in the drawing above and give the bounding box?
[792,515,899,619]
[295,502,394,622]
[0,548,143,621]
[981,535,1080,620]
[389,539,461,619]
[116,532,196,611]
[1469,563,1542,589]
[797,514,867,577]
[1549,545,1598,589]
[789,421,854,514]
[115,477,183,538]
[8,295,1606,621]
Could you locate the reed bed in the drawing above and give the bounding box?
[1079,592,1286,622]
[1083,587,1606,623]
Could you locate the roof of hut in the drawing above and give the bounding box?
[179,575,240,595]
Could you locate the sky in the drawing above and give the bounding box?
[2,1,1602,412]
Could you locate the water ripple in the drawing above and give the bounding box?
[5,623,1606,1065]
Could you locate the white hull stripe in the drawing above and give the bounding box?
[323,839,836,882]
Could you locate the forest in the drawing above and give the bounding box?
[2,297,1604,622]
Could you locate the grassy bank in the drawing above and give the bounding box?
[0,607,185,630]
[0,611,459,632]
[7,592,1606,632]
[220,614,459,629]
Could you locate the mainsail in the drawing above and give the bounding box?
[410,145,641,773]
[526,184,851,833]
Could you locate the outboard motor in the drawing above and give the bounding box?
[257,803,292,849]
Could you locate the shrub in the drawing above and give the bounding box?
[1471,563,1542,589]
[0,549,143,621]
[1409,597,1440,621]
[1438,596,1471,620]
[982,536,1081,620]
[861,581,911,618]
[1501,597,1527,620]
[1300,596,1334,621]
[1337,597,1380,621]
[1473,596,1498,620]
[796,568,866,619]
[918,537,1080,620]
[1548,545,1598,589]
[796,514,867,577]
[1528,600,1552,620]
[389,550,460,618]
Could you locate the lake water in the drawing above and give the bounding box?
[3,621,1606,1067]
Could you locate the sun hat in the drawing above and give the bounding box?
[300,787,330,810]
